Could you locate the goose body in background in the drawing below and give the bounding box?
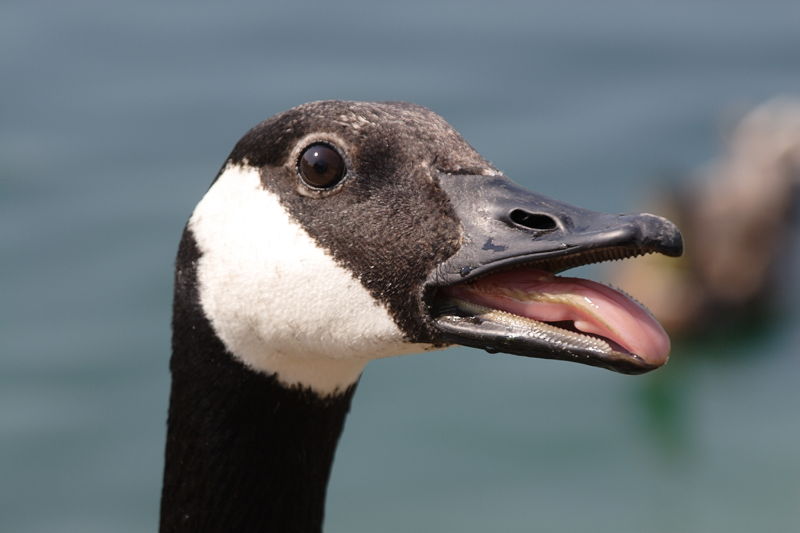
[161,101,683,532]
[611,98,800,335]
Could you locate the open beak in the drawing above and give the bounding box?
[426,173,683,375]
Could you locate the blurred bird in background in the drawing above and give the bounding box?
[612,98,800,339]
[609,99,800,454]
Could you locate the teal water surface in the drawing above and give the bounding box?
[2,1,799,532]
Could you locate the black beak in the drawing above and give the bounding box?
[426,172,683,374]
[430,173,682,284]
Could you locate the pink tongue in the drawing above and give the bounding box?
[445,269,670,365]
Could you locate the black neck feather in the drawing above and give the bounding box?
[160,230,356,533]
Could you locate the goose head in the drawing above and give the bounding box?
[182,100,683,396]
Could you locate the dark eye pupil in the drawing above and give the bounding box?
[299,143,345,188]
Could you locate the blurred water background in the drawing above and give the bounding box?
[2,1,799,531]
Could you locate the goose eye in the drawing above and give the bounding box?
[298,143,346,189]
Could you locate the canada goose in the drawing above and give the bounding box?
[160,101,683,532]
[610,98,800,335]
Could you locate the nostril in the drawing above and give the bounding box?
[509,209,558,231]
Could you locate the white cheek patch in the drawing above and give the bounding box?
[190,163,432,395]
